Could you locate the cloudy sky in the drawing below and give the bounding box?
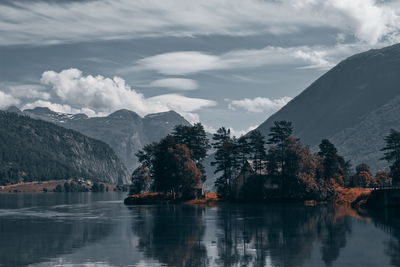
[1,0,400,135]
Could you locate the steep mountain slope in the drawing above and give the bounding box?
[256,43,400,171]
[0,112,127,185]
[21,107,191,173]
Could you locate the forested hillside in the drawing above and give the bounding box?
[0,112,127,185]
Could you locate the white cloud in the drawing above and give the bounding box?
[202,124,258,137]
[149,78,198,90]
[147,94,215,113]
[35,68,216,122]
[0,0,399,46]
[134,44,368,75]
[21,100,100,117]
[137,52,226,75]
[9,84,51,100]
[0,90,20,109]
[229,125,259,138]
[229,96,292,113]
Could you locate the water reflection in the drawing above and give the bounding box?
[0,193,399,266]
[0,193,117,266]
[130,204,360,267]
[130,206,208,267]
[366,207,400,267]
[213,204,352,267]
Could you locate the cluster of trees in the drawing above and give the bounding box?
[130,123,209,199]
[52,181,108,192]
[53,182,89,192]
[129,118,400,201]
[211,121,349,200]
[212,121,400,201]
[345,129,400,188]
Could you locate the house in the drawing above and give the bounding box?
[233,160,279,198]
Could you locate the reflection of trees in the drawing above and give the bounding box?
[367,208,400,267]
[214,204,353,267]
[131,205,208,267]
[319,212,352,266]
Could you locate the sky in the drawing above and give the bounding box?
[1,0,400,135]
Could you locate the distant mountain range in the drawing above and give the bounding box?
[8,106,191,175]
[256,43,400,171]
[0,111,127,185]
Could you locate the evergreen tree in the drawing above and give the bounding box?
[381,129,400,185]
[266,121,294,193]
[249,130,267,175]
[318,139,344,181]
[237,135,251,166]
[212,127,235,198]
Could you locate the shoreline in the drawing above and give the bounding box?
[0,180,118,193]
[124,187,373,207]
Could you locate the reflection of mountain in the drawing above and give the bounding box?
[131,205,208,267]
[0,213,112,266]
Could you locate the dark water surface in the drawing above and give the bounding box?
[0,193,399,266]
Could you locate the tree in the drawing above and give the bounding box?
[212,127,236,199]
[317,139,347,184]
[249,131,267,175]
[130,165,152,194]
[136,143,157,173]
[381,129,400,185]
[266,121,294,193]
[267,121,293,145]
[152,136,202,198]
[356,163,370,174]
[172,123,210,181]
[237,135,251,166]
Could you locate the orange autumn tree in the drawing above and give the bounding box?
[133,135,202,199]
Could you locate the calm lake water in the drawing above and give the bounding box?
[0,193,399,267]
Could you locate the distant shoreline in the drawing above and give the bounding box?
[0,180,118,193]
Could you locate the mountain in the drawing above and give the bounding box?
[256,43,400,171]
[20,107,191,174]
[0,111,127,185]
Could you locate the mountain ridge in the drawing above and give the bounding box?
[10,106,192,174]
[255,43,400,171]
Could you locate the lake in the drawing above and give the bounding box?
[0,192,399,267]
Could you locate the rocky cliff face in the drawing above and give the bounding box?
[20,107,191,174]
[255,43,400,171]
[0,111,127,185]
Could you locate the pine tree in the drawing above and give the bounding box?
[249,130,267,175]
[381,129,400,185]
[237,135,251,166]
[318,139,342,180]
[266,121,294,193]
[212,127,235,198]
